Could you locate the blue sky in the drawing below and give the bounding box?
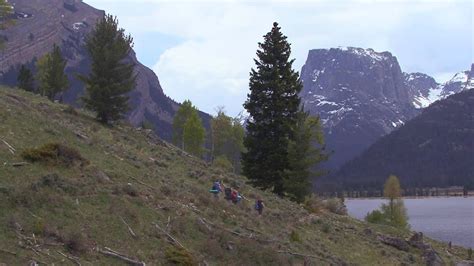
[86,0,473,116]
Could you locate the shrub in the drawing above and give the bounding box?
[290,230,301,242]
[325,198,347,215]
[31,173,76,194]
[212,156,233,172]
[123,184,139,197]
[164,246,196,265]
[321,223,331,233]
[63,105,78,115]
[365,201,409,230]
[365,209,385,224]
[32,219,45,236]
[21,143,87,166]
[303,194,324,214]
[64,232,88,254]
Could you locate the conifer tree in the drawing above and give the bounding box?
[80,14,135,124]
[17,65,35,92]
[173,100,196,149]
[36,45,69,100]
[242,22,302,195]
[284,108,329,203]
[183,110,206,157]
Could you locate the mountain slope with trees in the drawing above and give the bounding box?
[0,87,470,265]
[0,0,211,141]
[329,89,474,192]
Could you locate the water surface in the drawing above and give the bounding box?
[346,197,474,248]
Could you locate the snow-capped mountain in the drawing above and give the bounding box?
[301,46,472,172]
[405,64,474,109]
[300,47,419,171]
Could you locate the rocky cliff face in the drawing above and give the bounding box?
[300,47,419,171]
[0,0,210,141]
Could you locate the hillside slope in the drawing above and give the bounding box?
[0,0,210,141]
[331,89,474,192]
[0,87,470,265]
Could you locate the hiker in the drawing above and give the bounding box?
[255,198,264,215]
[230,189,242,204]
[210,180,223,198]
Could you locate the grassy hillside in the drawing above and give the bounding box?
[0,87,469,265]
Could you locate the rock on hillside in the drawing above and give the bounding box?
[0,0,210,141]
[300,47,419,172]
[332,89,474,191]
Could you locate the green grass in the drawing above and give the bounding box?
[0,87,469,265]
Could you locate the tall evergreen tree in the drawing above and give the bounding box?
[17,65,35,92]
[183,110,206,157]
[283,108,329,203]
[173,100,196,149]
[36,45,69,100]
[242,22,302,195]
[80,14,135,124]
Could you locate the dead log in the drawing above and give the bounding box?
[0,248,17,256]
[153,222,187,251]
[12,162,29,167]
[129,176,155,190]
[120,216,137,238]
[277,250,324,260]
[97,247,145,266]
[57,251,81,265]
[1,138,15,154]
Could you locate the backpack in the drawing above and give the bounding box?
[212,182,221,191]
[255,200,262,210]
[224,188,232,200]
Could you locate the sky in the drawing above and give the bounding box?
[86,0,473,116]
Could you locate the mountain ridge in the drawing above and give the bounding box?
[0,0,211,142]
[300,46,472,177]
[328,89,474,192]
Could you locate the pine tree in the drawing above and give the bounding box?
[173,100,196,149]
[80,14,135,124]
[242,22,302,195]
[283,108,329,203]
[183,110,206,157]
[36,45,69,100]
[17,65,35,92]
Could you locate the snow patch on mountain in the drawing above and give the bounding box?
[337,46,390,62]
[412,86,443,109]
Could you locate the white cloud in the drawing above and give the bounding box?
[85,0,473,115]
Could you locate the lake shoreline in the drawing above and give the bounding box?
[346,197,474,249]
[346,195,474,200]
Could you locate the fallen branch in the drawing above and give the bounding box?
[0,248,17,256]
[153,222,187,251]
[129,176,155,190]
[97,247,145,266]
[0,138,15,154]
[57,251,81,266]
[277,250,323,260]
[12,162,29,167]
[120,216,137,238]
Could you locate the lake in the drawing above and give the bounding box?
[346,197,474,248]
